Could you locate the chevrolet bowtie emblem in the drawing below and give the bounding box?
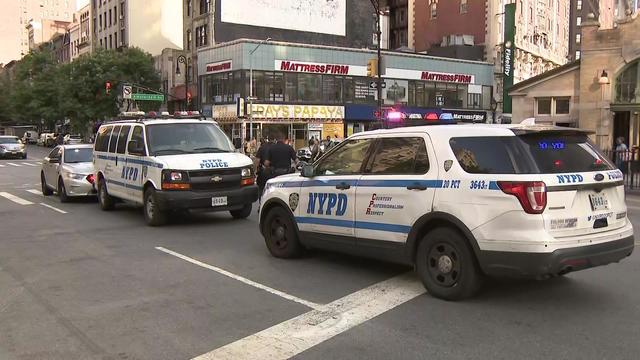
[210,176,223,182]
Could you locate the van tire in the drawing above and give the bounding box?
[263,206,303,258]
[41,172,53,196]
[97,178,115,211]
[230,203,252,219]
[143,188,167,226]
[416,227,483,301]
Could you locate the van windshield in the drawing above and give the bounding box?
[146,123,233,156]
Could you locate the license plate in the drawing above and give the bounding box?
[211,196,228,207]
[589,193,609,211]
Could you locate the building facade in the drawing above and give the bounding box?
[26,19,70,51]
[568,0,615,62]
[197,39,494,148]
[91,0,182,53]
[509,12,640,151]
[180,0,376,113]
[0,0,74,65]
[70,4,92,59]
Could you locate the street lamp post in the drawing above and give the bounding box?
[370,0,384,128]
[176,55,188,110]
[248,38,271,142]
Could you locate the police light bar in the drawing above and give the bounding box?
[119,111,146,118]
[173,111,201,117]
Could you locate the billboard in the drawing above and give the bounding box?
[221,0,346,36]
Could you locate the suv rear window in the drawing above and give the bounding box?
[450,133,614,174]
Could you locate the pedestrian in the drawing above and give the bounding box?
[56,133,64,146]
[264,132,297,179]
[323,135,333,150]
[255,138,273,195]
[309,137,320,162]
[615,136,630,173]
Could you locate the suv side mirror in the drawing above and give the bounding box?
[128,140,145,155]
[301,164,314,178]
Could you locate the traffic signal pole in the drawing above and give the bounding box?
[376,0,383,128]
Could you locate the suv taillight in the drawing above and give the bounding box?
[498,181,547,214]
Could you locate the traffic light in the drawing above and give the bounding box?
[186,90,192,104]
[367,58,378,77]
[105,81,112,95]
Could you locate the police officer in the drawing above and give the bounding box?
[255,137,273,195]
[265,132,297,178]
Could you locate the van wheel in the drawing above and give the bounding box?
[230,203,252,219]
[263,206,303,258]
[416,227,483,301]
[58,177,69,203]
[144,188,167,226]
[41,172,53,196]
[97,178,115,211]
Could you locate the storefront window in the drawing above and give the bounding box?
[298,73,322,102]
[415,82,425,106]
[269,72,284,102]
[457,85,468,108]
[323,75,343,103]
[615,61,638,104]
[468,93,481,109]
[285,72,297,102]
[203,71,239,104]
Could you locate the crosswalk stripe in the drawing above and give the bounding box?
[26,189,42,195]
[0,192,34,205]
[39,202,67,214]
[21,162,37,167]
[0,164,5,167]
[6,163,21,167]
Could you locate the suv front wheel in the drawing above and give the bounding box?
[416,227,483,301]
[263,206,304,258]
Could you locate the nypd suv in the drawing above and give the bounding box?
[94,112,259,226]
[259,124,634,300]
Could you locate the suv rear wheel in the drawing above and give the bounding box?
[416,227,483,301]
[263,206,303,258]
[143,188,167,226]
[97,178,115,211]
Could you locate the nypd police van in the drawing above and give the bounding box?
[93,112,258,226]
[259,123,634,300]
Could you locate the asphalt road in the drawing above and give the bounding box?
[0,144,639,360]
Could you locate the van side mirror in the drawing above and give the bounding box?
[301,164,314,178]
[128,140,145,155]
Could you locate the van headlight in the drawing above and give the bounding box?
[241,166,254,186]
[241,167,253,178]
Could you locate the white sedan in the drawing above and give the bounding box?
[41,144,96,202]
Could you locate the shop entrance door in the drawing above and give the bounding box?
[613,111,631,149]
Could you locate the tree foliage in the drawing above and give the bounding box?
[0,47,161,131]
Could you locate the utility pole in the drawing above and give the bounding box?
[370,0,384,128]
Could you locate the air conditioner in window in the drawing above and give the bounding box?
[119,14,123,20]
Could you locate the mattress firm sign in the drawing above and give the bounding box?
[205,60,232,74]
[276,60,367,76]
[385,68,475,84]
[250,104,344,119]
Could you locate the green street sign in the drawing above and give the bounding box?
[132,93,164,101]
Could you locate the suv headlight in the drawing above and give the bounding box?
[66,172,86,180]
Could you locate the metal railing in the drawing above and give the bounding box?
[603,148,640,189]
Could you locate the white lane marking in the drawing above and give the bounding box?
[6,163,21,167]
[0,164,5,167]
[39,202,67,214]
[193,272,425,360]
[0,192,34,205]
[156,247,322,310]
[20,162,37,167]
[26,189,42,195]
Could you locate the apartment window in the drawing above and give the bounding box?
[109,9,112,26]
[430,1,437,19]
[460,0,467,14]
[576,33,581,44]
[555,98,570,114]
[121,29,125,45]
[99,13,102,29]
[109,34,112,49]
[187,0,192,16]
[186,30,192,50]
[529,7,533,22]
[577,16,581,26]
[195,25,208,47]
[114,32,117,48]
[99,38,102,47]
[114,6,117,24]
[577,0,582,10]
[536,98,552,115]
[120,4,124,18]
[199,0,210,14]
[575,50,581,59]
[519,0,523,16]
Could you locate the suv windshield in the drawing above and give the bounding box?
[146,122,233,156]
[64,148,93,163]
[450,132,614,174]
[0,137,20,144]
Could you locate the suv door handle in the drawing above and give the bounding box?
[335,182,351,190]
[407,183,427,191]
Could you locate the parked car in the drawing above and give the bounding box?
[0,136,27,159]
[64,134,83,145]
[38,133,55,147]
[41,144,96,202]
